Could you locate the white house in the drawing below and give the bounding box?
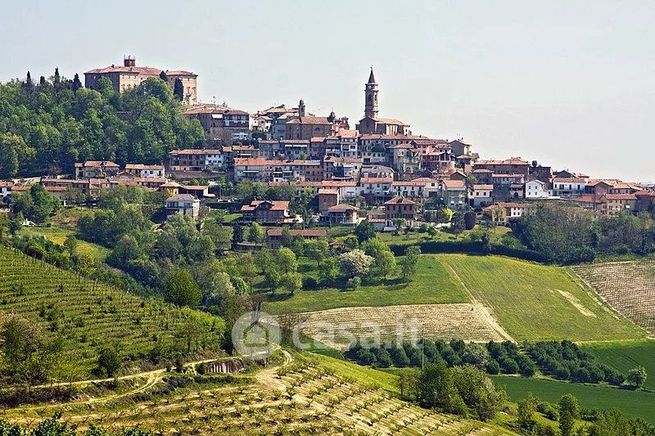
[0,181,14,199]
[165,194,200,219]
[470,184,493,207]
[124,164,166,179]
[525,179,553,199]
[552,177,586,197]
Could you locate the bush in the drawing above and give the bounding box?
[302,276,318,289]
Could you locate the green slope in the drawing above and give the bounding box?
[0,245,224,380]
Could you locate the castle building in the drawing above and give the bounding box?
[84,57,198,105]
[356,69,411,136]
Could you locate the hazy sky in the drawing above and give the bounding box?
[2,0,654,182]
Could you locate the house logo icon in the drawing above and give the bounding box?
[231,311,281,360]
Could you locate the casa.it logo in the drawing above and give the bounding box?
[231,311,281,361]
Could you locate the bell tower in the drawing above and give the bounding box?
[364,67,378,119]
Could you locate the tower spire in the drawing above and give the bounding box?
[368,66,376,84]
[364,68,379,118]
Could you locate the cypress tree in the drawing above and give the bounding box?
[71,73,82,92]
[173,78,184,100]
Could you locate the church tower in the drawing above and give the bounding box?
[364,68,378,119]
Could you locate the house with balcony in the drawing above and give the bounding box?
[165,194,200,219]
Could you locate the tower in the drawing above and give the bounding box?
[298,99,306,117]
[364,67,378,119]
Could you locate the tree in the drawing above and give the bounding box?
[517,393,538,431]
[280,272,302,295]
[338,249,374,279]
[305,238,329,267]
[319,257,339,285]
[63,234,78,254]
[464,211,476,230]
[451,365,506,421]
[280,227,293,247]
[0,315,63,385]
[450,212,465,234]
[247,223,265,244]
[362,238,396,279]
[558,394,580,436]
[277,247,298,274]
[354,220,376,243]
[417,362,465,414]
[401,246,421,281]
[71,73,82,92]
[232,223,244,247]
[173,78,184,100]
[627,366,647,389]
[97,346,122,377]
[159,71,168,82]
[165,269,202,307]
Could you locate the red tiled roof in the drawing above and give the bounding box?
[170,149,221,155]
[266,228,327,238]
[384,197,416,206]
[361,177,393,184]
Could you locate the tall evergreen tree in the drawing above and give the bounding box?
[159,70,168,82]
[71,73,82,92]
[53,67,61,85]
[173,77,184,100]
[25,71,33,90]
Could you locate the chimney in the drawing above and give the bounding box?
[124,56,136,67]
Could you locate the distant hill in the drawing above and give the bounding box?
[0,245,224,381]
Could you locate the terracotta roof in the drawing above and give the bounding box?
[318,188,339,195]
[372,117,409,126]
[321,181,357,188]
[553,177,587,183]
[359,134,424,141]
[442,179,466,189]
[0,181,14,188]
[81,160,119,168]
[327,204,359,212]
[164,70,197,77]
[241,200,289,212]
[473,184,494,190]
[384,197,416,206]
[476,157,528,165]
[86,65,162,76]
[267,228,327,238]
[170,149,222,155]
[125,164,164,170]
[234,158,269,166]
[286,116,331,125]
[361,177,393,184]
[166,194,196,202]
[602,194,637,201]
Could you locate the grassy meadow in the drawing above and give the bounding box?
[263,255,470,314]
[442,254,645,341]
[22,225,111,262]
[495,375,655,422]
[582,340,655,390]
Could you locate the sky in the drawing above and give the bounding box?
[1,0,654,182]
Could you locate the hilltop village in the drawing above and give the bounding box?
[2,57,653,235]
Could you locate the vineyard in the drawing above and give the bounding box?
[0,245,224,379]
[572,260,655,334]
[0,351,513,435]
[297,303,511,350]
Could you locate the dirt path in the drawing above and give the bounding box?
[255,349,292,391]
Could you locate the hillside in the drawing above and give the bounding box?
[0,350,515,435]
[0,245,224,380]
[267,254,645,344]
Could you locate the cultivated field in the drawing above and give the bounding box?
[264,255,470,314]
[0,246,223,379]
[573,260,655,334]
[22,225,110,262]
[0,351,513,435]
[582,340,655,390]
[442,255,645,341]
[297,303,512,349]
[495,375,655,423]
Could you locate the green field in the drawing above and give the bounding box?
[495,375,655,422]
[582,340,655,390]
[443,254,645,341]
[263,255,470,314]
[0,245,224,380]
[22,226,110,262]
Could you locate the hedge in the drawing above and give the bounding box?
[389,240,548,263]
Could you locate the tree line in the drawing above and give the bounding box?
[0,70,205,178]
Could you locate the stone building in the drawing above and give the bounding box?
[356,69,411,135]
[85,57,198,105]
